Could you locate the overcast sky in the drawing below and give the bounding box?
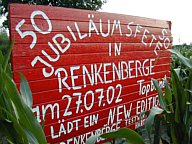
[1,0,191,45]
[100,0,192,45]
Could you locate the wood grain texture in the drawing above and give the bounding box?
[9,4,172,143]
[9,4,171,29]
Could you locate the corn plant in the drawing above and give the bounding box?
[171,45,192,85]
[145,49,192,144]
[0,43,47,143]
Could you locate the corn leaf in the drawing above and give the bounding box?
[19,73,33,108]
[0,119,16,143]
[6,63,13,78]
[24,129,39,144]
[0,50,4,66]
[0,107,28,143]
[152,79,166,110]
[145,107,164,142]
[169,49,192,69]
[172,69,186,122]
[2,70,47,144]
[170,124,179,144]
[164,80,172,104]
[101,128,145,144]
[0,66,15,117]
[0,42,46,143]
[164,80,173,112]
[185,71,192,99]
[85,135,100,144]
[2,42,13,72]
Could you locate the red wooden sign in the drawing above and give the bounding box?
[9,4,172,143]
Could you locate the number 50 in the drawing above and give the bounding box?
[15,10,52,49]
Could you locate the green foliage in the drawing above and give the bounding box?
[0,0,107,28]
[0,44,47,143]
[0,31,9,56]
[86,128,145,144]
[171,45,192,85]
[145,49,192,144]
[145,106,164,142]
[19,72,33,108]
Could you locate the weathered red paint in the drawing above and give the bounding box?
[9,4,172,143]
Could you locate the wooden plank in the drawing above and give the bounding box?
[15,69,170,93]
[31,77,165,106]
[11,32,172,44]
[9,4,171,29]
[12,51,170,70]
[10,17,172,35]
[34,91,161,126]
[13,58,171,82]
[12,43,171,57]
[30,72,169,107]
